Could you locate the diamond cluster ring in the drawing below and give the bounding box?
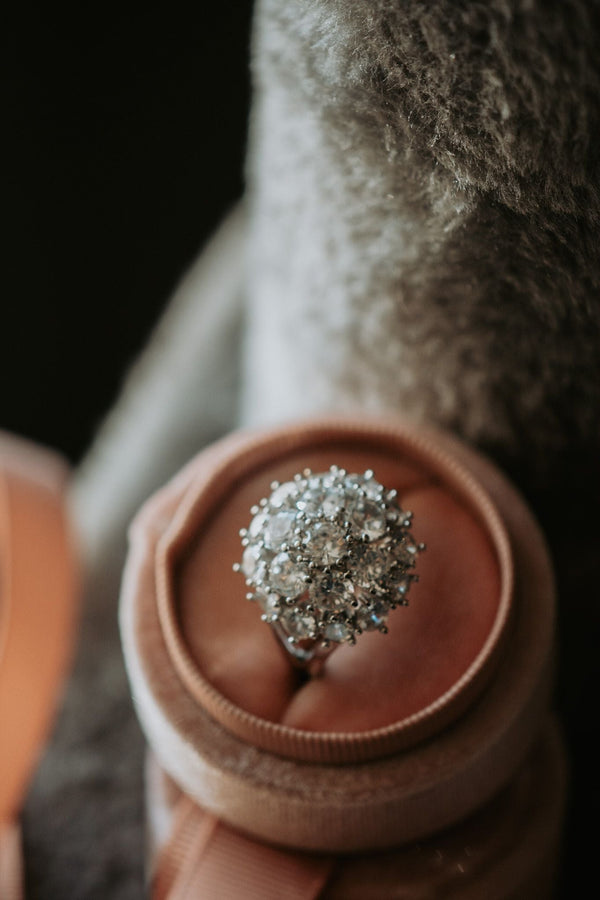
[234,466,424,671]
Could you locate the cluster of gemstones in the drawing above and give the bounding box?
[234,466,424,649]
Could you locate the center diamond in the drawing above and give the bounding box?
[308,521,346,565]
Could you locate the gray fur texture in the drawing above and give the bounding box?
[24,2,600,897]
[244,0,600,484]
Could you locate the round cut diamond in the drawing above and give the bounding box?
[351,545,388,586]
[322,489,347,516]
[324,621,351,642]
[325,582,356,616]
[269,552,306,598]
[352,500,387,541]
[263,511,296,548]
[390,541,419,568]
[270,481,298,508]
[282,609,317,639]
[309,522,346,564]
[347,472,382,500]
[242,545,266,580]
[297,473,351,517]
[248,510,269,539]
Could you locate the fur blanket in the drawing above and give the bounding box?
[23,1,600,896]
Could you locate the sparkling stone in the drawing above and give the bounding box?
[296,487,326,515]
[269,552,307,597]
[296,474,350,517]
[391,575,412,596]
[356,599,388,631]
[242,545,263,579]
[248,510,269,538]
[257,591,281,615]
[390,541,419,568]
[308,473,336,491]
[351,546,388,586]
[308,522,346,564]
[282,610,317,638]
[309,572,339,607]
[352,500,388,540]
[347,473,383,500]
[321,488,347,516]
[318,581,356,616]
[263,511,297,548]
[324,621,350,642]
[270,481,298,508]
[329,587,355,611]
[363,479,383,500]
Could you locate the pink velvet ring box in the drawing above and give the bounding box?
[120,418,565,898]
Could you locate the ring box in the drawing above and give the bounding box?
[120,417,565,897]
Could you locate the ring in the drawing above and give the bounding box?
[234,466,424,671]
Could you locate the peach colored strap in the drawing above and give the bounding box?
[0,823,22,900]
[0,435,78,900]
[154,797,335,900]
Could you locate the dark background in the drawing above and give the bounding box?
[2,6,253,462]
